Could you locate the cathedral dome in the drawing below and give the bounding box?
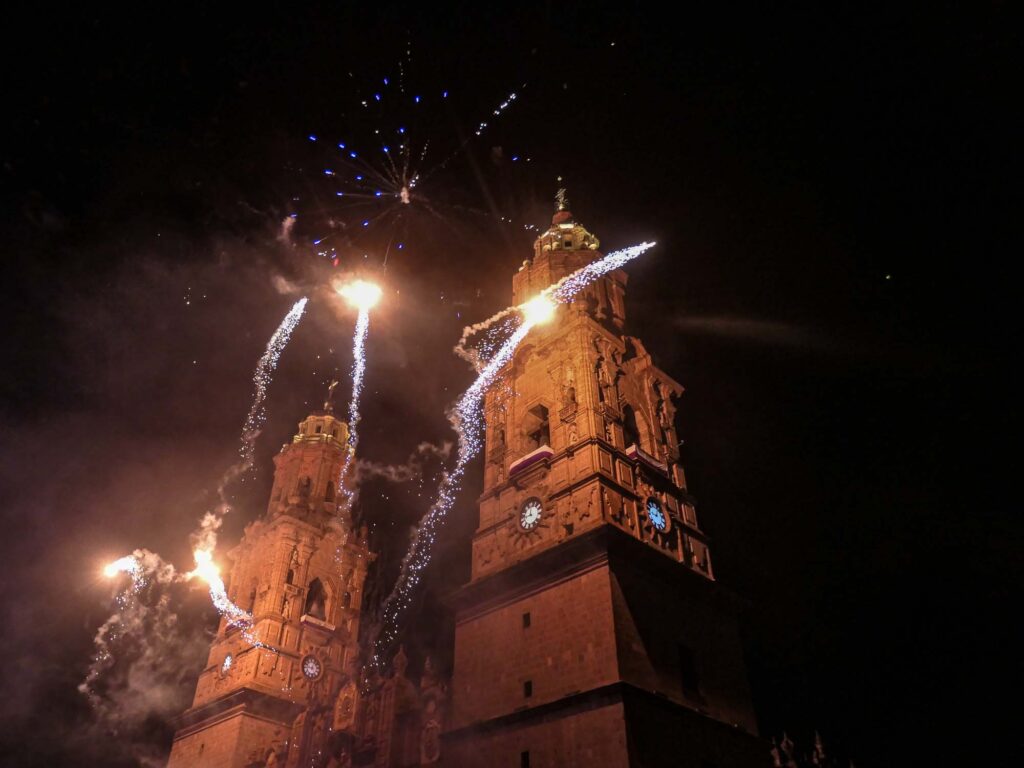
[532,186,600,257]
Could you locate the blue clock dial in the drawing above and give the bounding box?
[646,498,668,532]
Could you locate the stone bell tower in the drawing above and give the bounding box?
[445,194,765,767]
[167,395,374,768]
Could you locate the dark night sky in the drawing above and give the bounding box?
[0,3,1018,766]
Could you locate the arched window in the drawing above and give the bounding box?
[298,476,312,497]
[247,578,258,613]
[622,405,640,449]
[325,481,335,502]
[304,578,327,620]
[342,591,352,609]
[522,404,550,451]
[286,547,298,585]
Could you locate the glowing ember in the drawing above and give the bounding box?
[520,294,556,325]
[103,555,140,580]
[338,280,382,311]
[188,549,271,649]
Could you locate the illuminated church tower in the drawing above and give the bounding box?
[445,194,764,766]
[167,398,373,767]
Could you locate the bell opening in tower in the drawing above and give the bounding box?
[523,404,550,451]
[304,577,327,620]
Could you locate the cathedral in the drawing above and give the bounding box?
[166,199,766,767]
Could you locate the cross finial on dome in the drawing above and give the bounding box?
[555,177,569,212]
[324,379,339,412]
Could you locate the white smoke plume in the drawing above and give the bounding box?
[272,273,301,295]
[453,306,519,370]
[190,511,223,556]
[277,215,296,245]
[356,441,453,484]
[79,550,211,767]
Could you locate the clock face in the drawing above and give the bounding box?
[520,498,543,531]
[646,498,668,532]
[301,654,323,680]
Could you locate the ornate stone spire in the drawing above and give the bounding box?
[324,379,339,413]
[555,177,569,212]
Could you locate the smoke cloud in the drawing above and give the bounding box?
[356,441,453,484]
[79,550,212,768]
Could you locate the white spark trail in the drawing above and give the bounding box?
[336,307,370,515]
[191,298,307,644]
[189,549,275,651]
[193,297,308,556]
[374,242,655,661]
[81,550,183,710]
[238,297,310,474]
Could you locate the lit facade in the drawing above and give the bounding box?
[444,203,764,767]
[167,407,373,767]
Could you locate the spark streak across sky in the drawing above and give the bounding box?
[188,549,274,651]
[335,307,370,514]
[192,298,308,646]
[374,242,656,661]
[238,297,310,472]
[334,281,382,516]
[88,299,310,675]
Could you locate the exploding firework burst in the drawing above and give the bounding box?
[373,242,656,662]
[290,43,529,269]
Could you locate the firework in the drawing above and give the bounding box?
[82,550,183,713]
[188,298,308,644]
[291,46,528,268]
[188,548,275,651]
[374,242,656,662]
[191,297,308,560]
[103,554,143,582]
[332,281,383,518]
[238,297,310,473]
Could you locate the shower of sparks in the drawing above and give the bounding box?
[335,308,369,515]
[103,554,143,583]
[521,294,556,325]
[333,281,382,518]
[547,242,656,303]
[238,297,310,472]
[374,242,656,662]
[188,298,308,650]
[454,307,521,371]
[189,549,274,651]
[474,90,518,135]
[81,549,184,713]
[86,300,310,674]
